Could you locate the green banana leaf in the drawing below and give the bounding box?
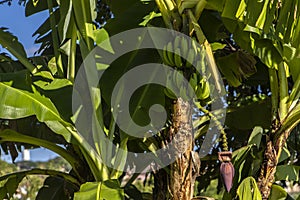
[74,180,124,200]
[269,185,288,200]
[275,165,300,182]
[0,28,35,72]
[237,176,262,200]
[0,82,72,141]
[0,169,78,200]
[36,176,79,200]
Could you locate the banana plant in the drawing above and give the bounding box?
[154,0,300,199]
[218,0,300,199]
[1,0,300,199]
[0,0,125,198]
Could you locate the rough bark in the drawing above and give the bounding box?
[153,163,169,199]
[258,130,290,199]
[257,141,277,200]
[153,98,199,200]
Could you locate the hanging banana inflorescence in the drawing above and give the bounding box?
[218,122,234,193]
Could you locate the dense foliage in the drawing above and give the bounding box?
[0,0,300,199]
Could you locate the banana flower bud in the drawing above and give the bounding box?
[218,151,235,192]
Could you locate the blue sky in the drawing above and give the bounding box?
[0,2,58,162]
[0,2,47,56]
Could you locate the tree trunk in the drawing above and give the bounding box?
[257,141,277,200]
[258,130,290,199]
[153,98,199,200]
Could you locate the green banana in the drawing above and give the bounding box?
[189,73,198,90]
[186,47,195,68]
[187,83,195,99]
[164,88,177,99]
[181,36,189,59]
[174,47,183,67]
[194,59,201,71]
[187,73,198,99]
[162,45,173,66]
[174,36,181,52]
[196,79,210,100]
[179,86,187,100]
[201,80,210,99]
[165,73,178,99]
[199,45,207,73]
[167,42,175,66]
[174,71,184,89]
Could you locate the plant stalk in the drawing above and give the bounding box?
[278,62,289,120]
[47,0,64,77]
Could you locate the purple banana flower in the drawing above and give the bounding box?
[220,161,235,192]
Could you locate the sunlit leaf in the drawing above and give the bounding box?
[248,126,263,148]
[74,180,124,200]
[269,185,287,200]
[237,176,262,200]
[0,82,72,141]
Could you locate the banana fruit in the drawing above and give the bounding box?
[161,36,200,69]
[161,36,211,101]
[195,77,210,100]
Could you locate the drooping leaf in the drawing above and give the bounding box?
[0,28,37,72]
[225,96,271,130]
[248,126,263,149]
[269,185,287,200]
[34,78,72,90]
[0,169,79,200]
[249,37,282,70]
[216,52,244,87]
[0,174,24,199]
[0,82,72,141]
[32,9,61,39]
[0,53,12,62]
[99,43,165,134]
[74,180,124,200]
[104,0,156,35]
[124,184,143,200]
[0,28,26,58]
[231,144,254,189]
[0,70,31,90]
[236,176,262,200]
[36,176,78,200]
[25,0,58,17]
[275,165,300,181]
[0,129,80,170]
[0,82,57,120]
[10,116,66,145]
[278,147,291,163]
[199,10,226,42]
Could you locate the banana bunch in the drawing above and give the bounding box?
[189,72,210,100]
[162,36,199,69]
[164,70,194,100]
[164,71,210,101]
[164,71,184,99]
